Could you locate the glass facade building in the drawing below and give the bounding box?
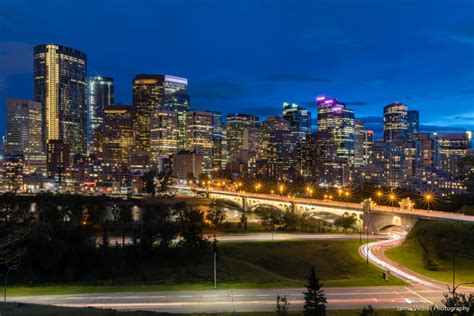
[383,102,408,142]
[88,76,114,143]
[34,44,87,155]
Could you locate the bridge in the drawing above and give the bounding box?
[192,188,474,232]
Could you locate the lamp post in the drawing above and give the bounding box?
[424,193,433,211]
[389,193,396,211]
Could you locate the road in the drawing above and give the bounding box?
[12,286,444,313]
[11,232,473,313]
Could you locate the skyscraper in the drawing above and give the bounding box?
[102,105,134,170]
[34,44,87,155]
[5,99,45,174]
[132,74,165,154]
[383,102,408,142]
[282,102,311,141]
[88,76,114,143]
[225,113,259,163]
[150,110,179,164]
[316,96,355,165]
[407,110,419,137]
[132,74,189,159]
[185,110,213,173]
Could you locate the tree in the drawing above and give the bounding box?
[303,265,327,316]
[334,212,357,232]
[0,193,34,266]
[255,206,284,232]
[436,287,474,316]
[174,203,208,250]
[276,295,290,316]
[361,305,375,316]
[206,201,227,233]
[282,206,301,231]
[141,169,157,196]
[156,167,174,197]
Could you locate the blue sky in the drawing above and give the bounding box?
[0,0,473,138]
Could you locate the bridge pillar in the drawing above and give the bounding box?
[242,196,248,213]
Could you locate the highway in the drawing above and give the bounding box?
[11,232,473,313]
[12,286,445,313]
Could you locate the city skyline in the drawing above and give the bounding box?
[1,0,473,139]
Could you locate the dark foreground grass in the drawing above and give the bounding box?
[7,239,404,296]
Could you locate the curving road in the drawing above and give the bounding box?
[10,232,472,313]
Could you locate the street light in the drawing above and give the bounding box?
[344,191,350,206]
[279,184,284,196]
[375,190,383,203]
[255,183,262,193]
[388,193,396,211]
[423,193,433,211]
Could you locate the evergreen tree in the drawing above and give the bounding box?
[303,265,327,316]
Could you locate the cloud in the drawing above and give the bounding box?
[264,73,334,83]
[448,24,474,45]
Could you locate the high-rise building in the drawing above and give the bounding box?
[258,116,297,178]
[407,110,419,137]
[34,44,87,155]
[102,105,134,170]
[383,102,408,142]
[150,110,179,164]
[435,132,472,177]
[354,119,366,167]
[132,74,165,154]
[316,96,355,165]
[185,110,213,173]
[225,113,259,163]
[5,99,45,174]
[132,74,189,162]
[282,102,311,141]
[162,75,190,150]
[46,140,70,182]
[88,76,114,145]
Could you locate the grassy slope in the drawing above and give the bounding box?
[385,221,474,286]
[8,240,404,296]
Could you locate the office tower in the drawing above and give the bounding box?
[185,111,213,173]
[5,99,45,174]
[434,132,472,177]
[282,102,311,141]
[354,119,365,167]
[316,96,355,165]
[162,75,190,150]
[0,155,24,191]
[34,44,87,155]
[258,116,296,178]
[132,74,165,154]
[208,111,226,171]
[172,151,203,179]
[88,76,114,146]
[46,140,70,182]
[407,110,419,137]
[414,133,437,169]
[383,102,408,142]
[225,113,259,162]
[363,130,374,166]
[102,105,134,170]
[150,110,179,164]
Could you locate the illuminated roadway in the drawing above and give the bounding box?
[192,187,474,223]
[11,232,473,313]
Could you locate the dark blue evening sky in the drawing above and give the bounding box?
[0,0,473,138]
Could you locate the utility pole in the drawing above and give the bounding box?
[214,252,217,289]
